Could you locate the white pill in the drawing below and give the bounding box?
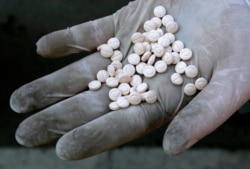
[144,20,157,32]
[154,60,167,73]
[142,90,157,104]
[165,21,179,34]
[172,40,184,53]
[115,69,123,78]
[134,43,146,55]
[97,70,109,82]
[165,46,173,53]
[117,97,130,109]
[146,31,160,42]
[156,28,164,36]
[107,37,120,49]
[109,88,122,101]
[154,6,166,18]
[143,65,156,78]
[172,52,181,64]
[143,42,151,51]
[128,92,142,105]
[158,36,171,48]
[185,65,198,78]
[180,48,192,61]
[195,77,208,90]
[184,83,197,96]
[153,44,165,57]
[118,83,131,95]
[88,80,101,90]
[130,74,142,87]
[128,53,140,65]
[162,15,174,26]
[147,54,156,65]
[97,44,105,52]
[107,64,116,77]
[141,51,152,62]
[106,77,119,88]
[109,102,120,111]
[100,44,113,58]
[171,73,183,85]
[136,82,148,93]
[123,64,136,76]
[136,62,147,74]
[131,32,145,43]
[175,61,187,74]
[118,72,132,83]
[162,52,173,65]
[151,17,162,28]
[111,50,123,61]
[111,61,123,70]
[164,33,175,44]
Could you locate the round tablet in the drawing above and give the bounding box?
[107,64,116,77]
[142,90,157,104]
[165,21,179,34]
[180,48,192,60]
[144,20,156,32]
[117,97,130,109]
[134,42,146,55]
[154,6,166,18]
[151,17,162,28]
[88,80,101,90]
[172,40,184,53]
[118,83,131,95]
[141,51,152,62]
[128,53,140,65]
[162,15,174,26]
[195,77,208,90]
[109,102,120,111]
[158,35,171,48]
[184,83,197,96]
[147,54,156,65]
[109,88,122,101]
[96,70,109,82]
[136,82,148,93]
[130,74,142,87]
[128,92,142,105]
[100,44,113,58]
[175,61,187,74]
[172,52,181,64]
[164,33,175,44]
[154,60,167,73]
[146,30,160,42]
[143,65,156,78]
[111,61,123,70]
[136,62,147,74]
[185,65,198,78]
[153,44,165,57]
[111,50,123,61]
[106,77,119,88]
[162,52,173,65]
[118,72,132,83]
[131,32,145,43]
[123,64,136,76]
[107,37,120,49]
[171,73,183,85]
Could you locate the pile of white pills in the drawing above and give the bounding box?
[88,5,208,110]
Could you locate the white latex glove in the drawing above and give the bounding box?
[10,0,250,160]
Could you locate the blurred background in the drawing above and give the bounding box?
[1,0,250,168]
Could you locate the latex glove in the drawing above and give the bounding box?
[10,0,250,160]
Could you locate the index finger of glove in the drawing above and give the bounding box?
[36,16,115,58]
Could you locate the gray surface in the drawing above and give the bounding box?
[0,147,250,169]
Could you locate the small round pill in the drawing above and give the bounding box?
[100,44,113,58]
[109,88,122,101]
[142,90,157,104]
[141,51,152,62]
[156,28,164,36]
[158,36,171,48]
[146,30,160,42]
[195,77,208,90]
[136,62,147,74]
[128,53,140,65]
[109,102,120,111]
[164,33,175,44]
[143,65,156,78]
[111,50,123,61]
[172,40,184,53]
[184,83,197,96]
[131,32,145,43]
[154,6,166,18]
[172,52,181,64]
[128,92,142,105]
[175,61,187,74]
[118,72,132,83]
[107,37,120,49]
[153,44,165,57]
[123,64,136,76]
[143,42,151,51]
[162,52,173,65]
[96,70,109,82]
[134,43,146,55]
[117,97,130,109]
[185,65,198,78]
[130,74,142,87]
[180,48,192,61]
[151,17,162,28]
[147,54,156,65]
[165,21,179,34]
[154,60,167,73]
[106,77,119,88]
[171,73,183,85]
[111,61,123,70]
[107,64,116,77]
[144,20,157,32]
[162,15,174,26]
[118,83,131,95]
[165,46,173,53]
[136,82,148,93]
[88,80,102,90]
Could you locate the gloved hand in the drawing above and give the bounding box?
[10,0,250,160]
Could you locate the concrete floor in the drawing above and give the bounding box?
[0,147,250,169]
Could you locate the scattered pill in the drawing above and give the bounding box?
[147,54,156,65]
[153,44,165,57]
[118,72,132,84]
[130,74,142,87]
[111,50,123,61]
[128,53,140,65]
[107,37,120,49]
[175,61,187,74]
[117,97,130,109]
[109,101,120,111]
[171,73,183,85]
[195,77,208,90]
[96,70,109,82]
[144,65,156,78]
[106,77,119,88]
[136,82,148,93]
[154,6,166,18]
[136,62,147,74]
[155,60,167,73]
[111,61,123,70]
[100,44,113,58]
[109,88,122,101]
[151,17,162,28]
[184,83,197,96]
[144,20,157,32]
[172,40,184,53]
[165,21,179,34]
[88,80,101,90]
[141,51,152,62]
[128,92,142,105]
[162,15,174,26]
[158,35,171,47]
[172,52,181,64]
[131,32,145,43]
[142,90,157,104]
[123,64,136,76]
[180,48,192,61]
[134,42,146,55]
[185,65,198,78]
[162,52,173,65]
[118,83,131,95]
[107,64,116,77]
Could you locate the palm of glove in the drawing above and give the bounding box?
[10,0,250,160]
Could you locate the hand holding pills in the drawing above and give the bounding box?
[11,0,250,162]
